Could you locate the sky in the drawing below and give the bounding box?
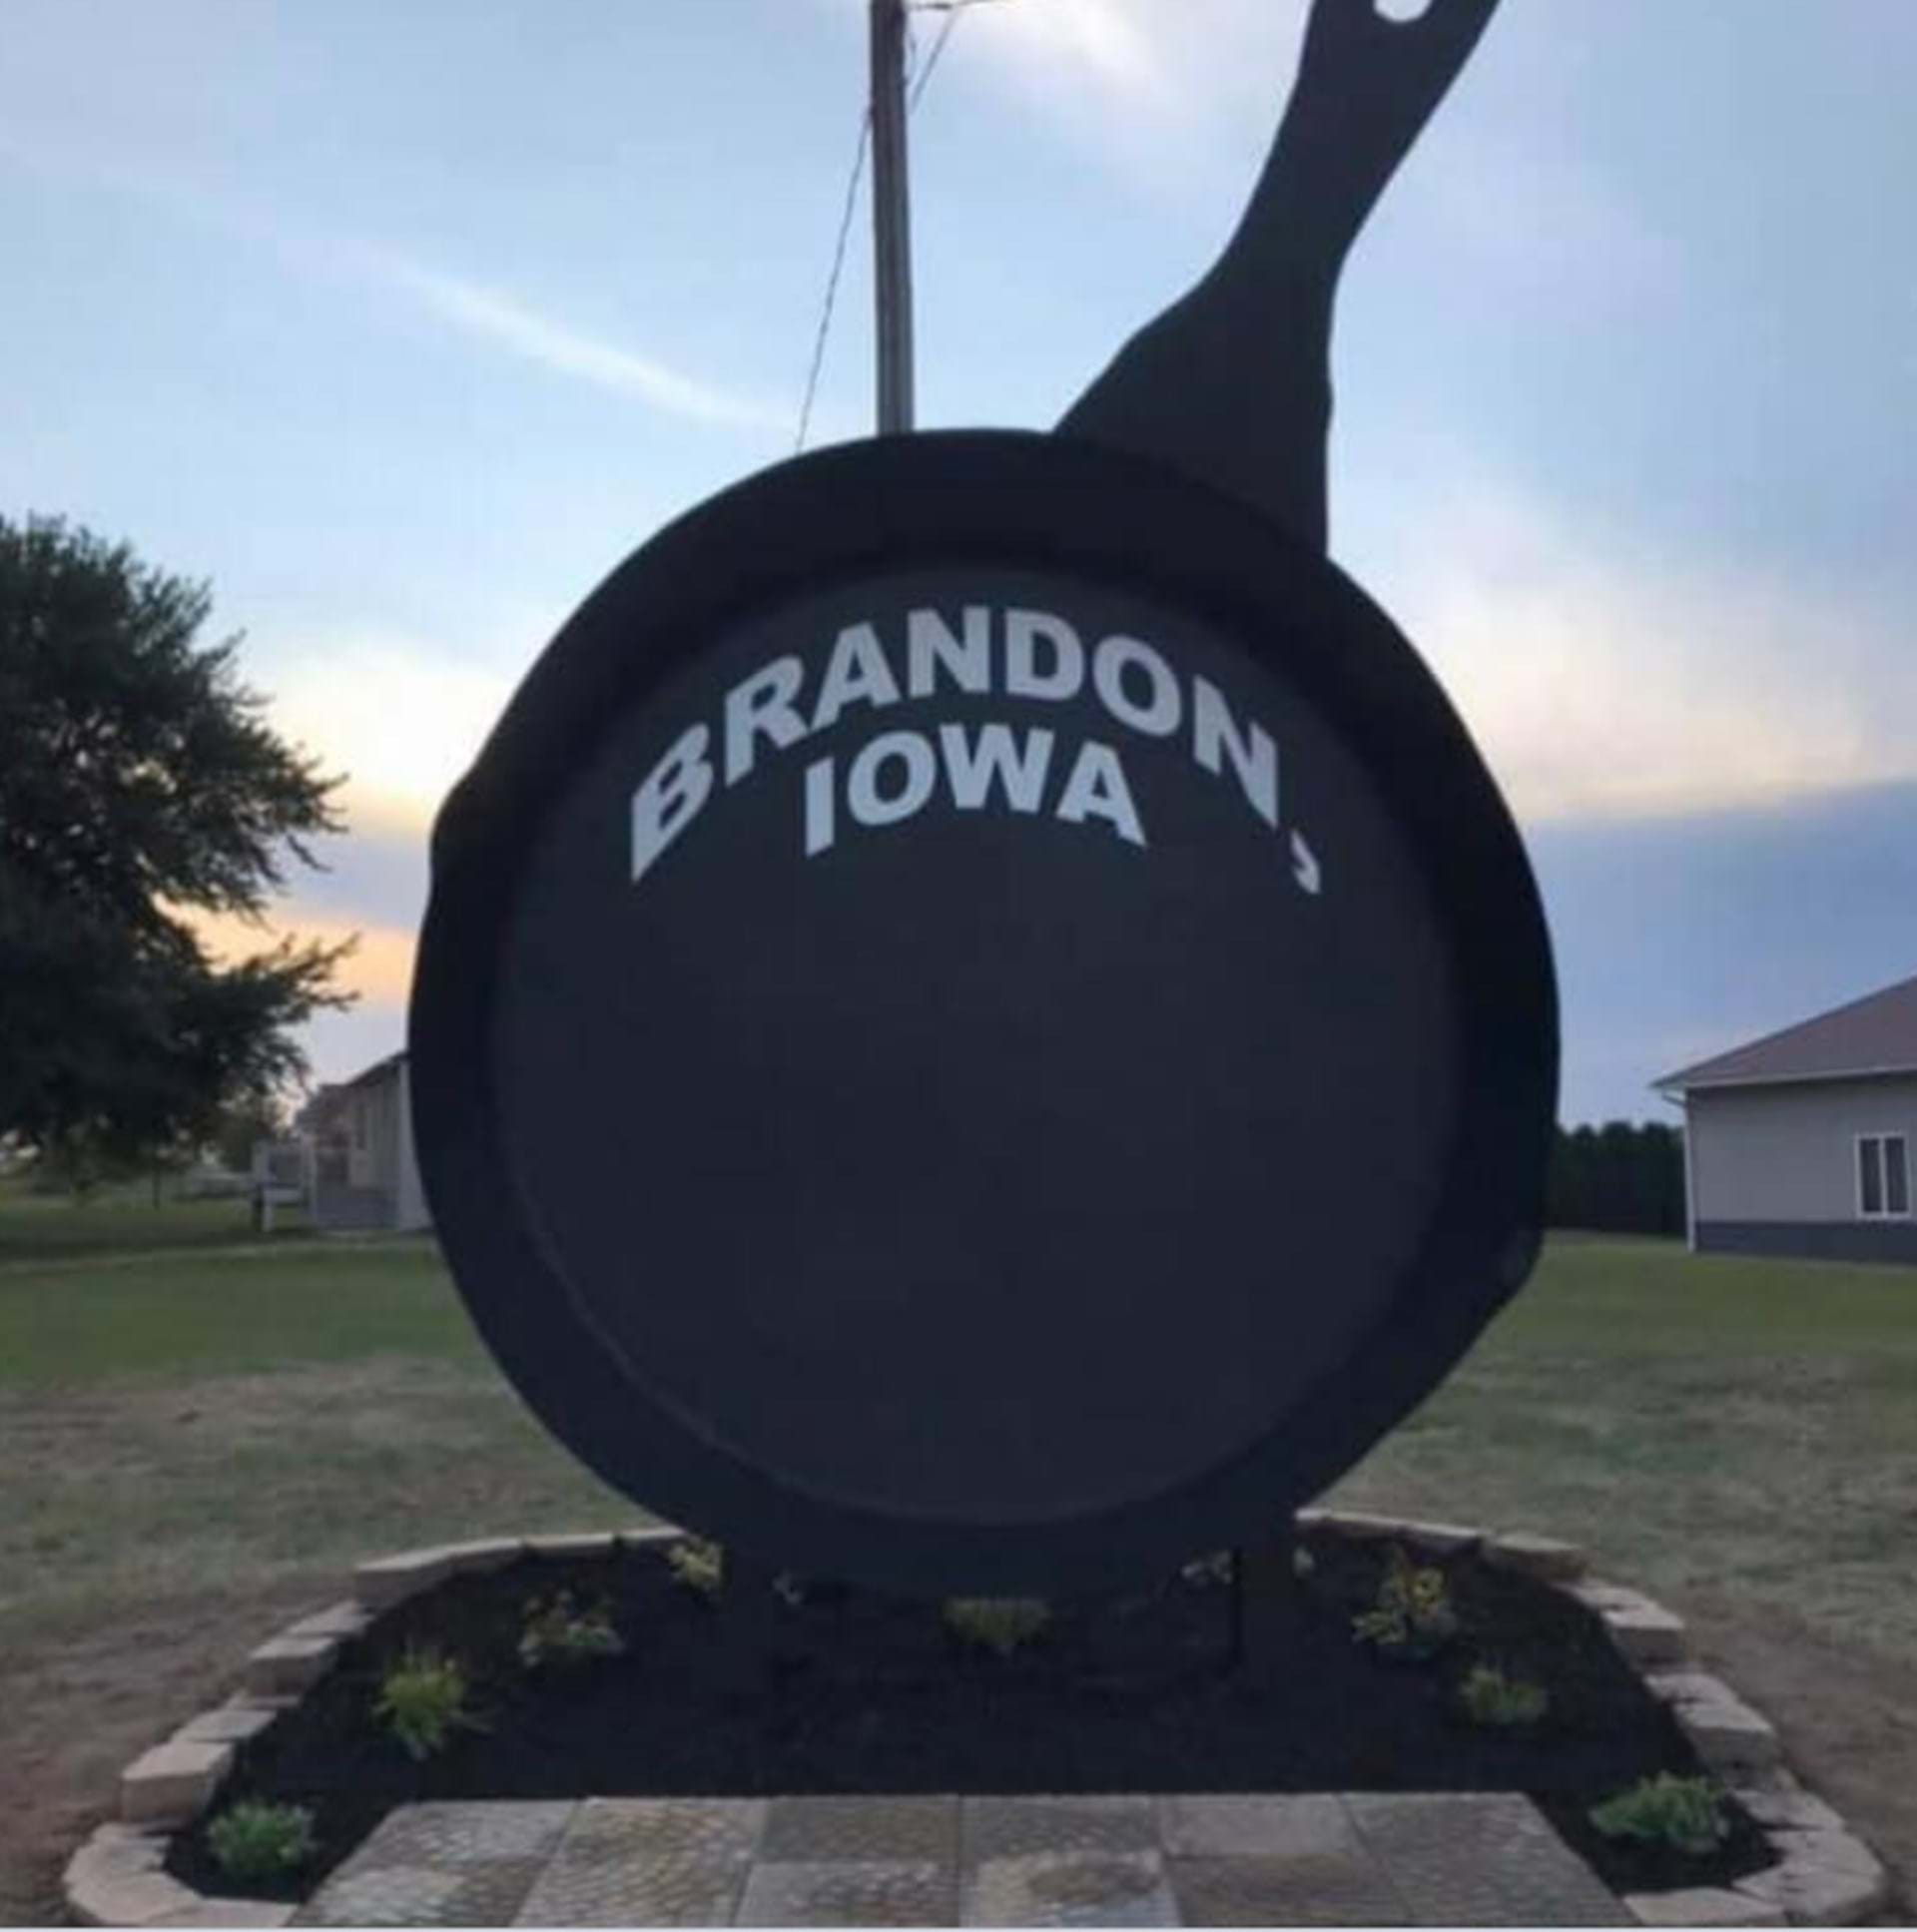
[2,0,1913,1126]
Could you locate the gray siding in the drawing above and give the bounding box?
[318,1062,432,1233]
[1687,1075,1917,1227]
[394,1059,431,1233]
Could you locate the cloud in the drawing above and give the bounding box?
[267,633,515,836]
[959,0,1186,119]
[0,127,790,437]
[1352,469,1917,823]
[191,907,417,1010]
[807,0,1296,179]
[1528,781,1917,1121]
[356,251,793,434]
[885,0,1675,310]
[1404,126,1680,308]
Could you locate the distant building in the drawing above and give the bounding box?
[298,1051,430,1234]
[1655,973,1916,1264]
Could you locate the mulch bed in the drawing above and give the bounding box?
[170,1531,1774,1902]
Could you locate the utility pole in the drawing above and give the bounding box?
[870,0,916,434]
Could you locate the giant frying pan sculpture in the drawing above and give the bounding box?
[410,0,1556,1596]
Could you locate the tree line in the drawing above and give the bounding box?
[1548,1121,1686,1237]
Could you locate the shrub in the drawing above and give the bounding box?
[207,1801,317,1884]
[1352,1546,1458,1660]
[1590,1775,1730,1857]
[518,1592,624,1669]
[666,1538,724,1599]
[943,1598,1051,1656]
[1458,1662,1550,1728]
[374,1645,481,1759]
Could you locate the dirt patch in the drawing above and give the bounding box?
[1688,1599,1917,1919]
[0,1359,631,1927]
[0,1578,325,1925]
[169,1536,1772,1907]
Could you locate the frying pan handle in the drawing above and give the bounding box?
[1267,0,1501,270]
[1056,0,1501,553]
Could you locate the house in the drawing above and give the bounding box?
[298,1051,431,1234]
[1654,972,1916,1263]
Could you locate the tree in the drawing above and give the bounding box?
[212,1093,291,1177]
[0,515,354,1185]
[1547,1121,1686,1237]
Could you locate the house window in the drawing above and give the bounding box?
[1857,1133,1910,1219]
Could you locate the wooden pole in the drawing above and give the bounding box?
[870,0,916,433]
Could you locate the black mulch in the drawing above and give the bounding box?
[168,1532,1775,1903]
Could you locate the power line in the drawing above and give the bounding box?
[794,107,872,454]
[793,0,1010,452]
[910,6,962,111]
[912,0,1013,103]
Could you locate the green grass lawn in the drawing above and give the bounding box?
[0,1177,310,1263]
[0,1233,466,1384]
[1338,1235,1917,1656]
[1,1205,1912,1917]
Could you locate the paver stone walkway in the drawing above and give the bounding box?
[294,1791,1632,1926]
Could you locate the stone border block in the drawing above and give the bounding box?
[1677,1701,1782,1776]
[353,1537,527,1610]
[1484,1531,1587,1582]
[282,1601,371,1642]
[1638,1671,1780,1772]
[173,1704,279,1748]
[1624,1883,1786,1926]
[120,1741,234,1826]
[1571,1584,1689,1665]
[1392,1519,1484,1556]
[1732,1786,1846,1836]
[1568,1578,1638,1611]
[434,1535,527,1574]
[352,1547,452,1610]
[1733,1834,1891,1926]
[65,1824,180,1926]
[1294,1508,1482,1555]
[148,1901,296,1927]
[1644,1669,1726,1707]
[245,1635,337,1697]
[619,1523,684,1550]
[525,1531,624,1558]
[1604,1603,1690,1666]
[1295,1506,1395,1539]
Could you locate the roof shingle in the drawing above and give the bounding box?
[1657,971,1917,1093]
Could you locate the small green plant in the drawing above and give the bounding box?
[666,1537,725,1599]
[1181,1550,1235,1589]
[374,1645,482,1760]
[1352,1545,1458,1660]
[207,1800,317,1885]
[1591,1775,1730,1857]
[943,1597,1051,1656]
[1458,1662,1550,1728]
[518,1592,624,1669]
[1181,1546,1314,1588]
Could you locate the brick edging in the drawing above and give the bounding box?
[1298,1511,1891,1927]
[63,1527,681,1928]
[64,1517,1890,1928]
